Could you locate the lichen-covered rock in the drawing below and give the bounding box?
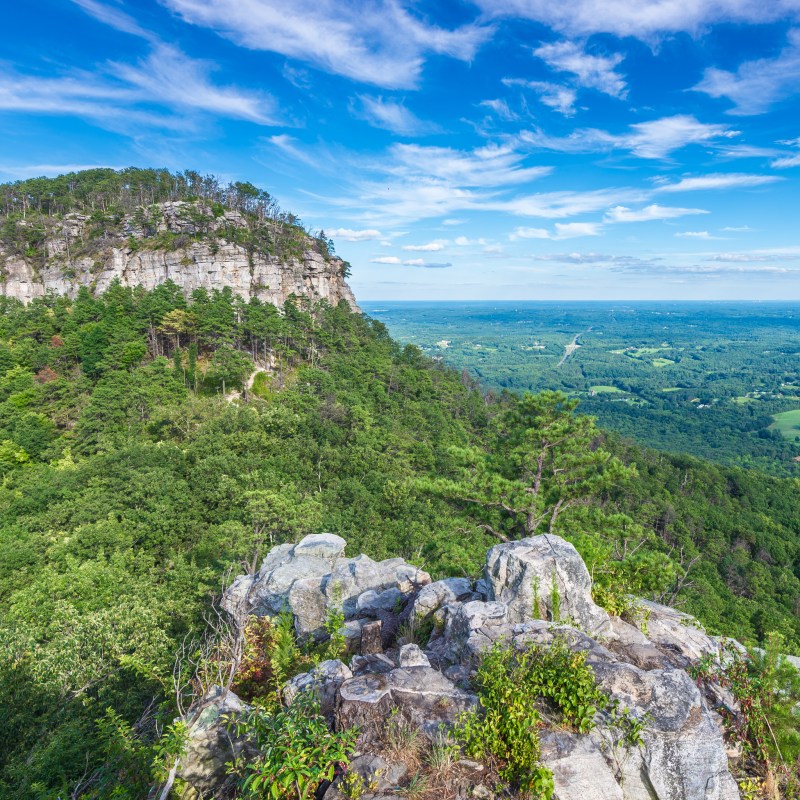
[398,643,430,668]
[177,687,250,795]
[484,535,611,636]
[606,616,670,671]
[429,600,511,664]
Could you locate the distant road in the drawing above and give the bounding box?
[558,327,592,367]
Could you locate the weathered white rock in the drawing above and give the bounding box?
[410,577,475,619]
[432,600,511,663]
[484,535,612,636]
[1,202,359,309]
[539,731,623,800]
[283,659,352,718]
[632,600,719,666]
[591,661,739,800]
[398,643,430,668]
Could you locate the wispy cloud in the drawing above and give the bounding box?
[473,0,800,40]
[654,173,783,192]
[0,44,278,133]
[533,40,626,98]
[162,0,491,89]
[371,256,452,267]
[518,115,739,159]
[356,95,439,135]
[604,204,709,223]
[504,79,577,116]
[480,98,520,121]
[771,136,800,167]
[675,230,726,240]
[71,0,153,38]
[695,29,800,115]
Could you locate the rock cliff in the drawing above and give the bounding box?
[178,533,769,800]
[0,201,358,308]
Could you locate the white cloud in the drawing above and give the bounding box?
[504,79,577,115]
[480,98,520,121]
[675,231,726,240]
[442,218,465,226]
[695,29,800,115]
[402,241,446,251]
[473,1,800,40]
[0,45,277,132]
[721,225,753,232]
[328,227,383,242]
[771,137,800,167]
[604,204,709,223]
[511,222,602,240]
[518,115,739,159]
[371,256,402,264]
[655,173,783,192]
[533,40,626,98]
[372,256,451,267]
[162,0,491,89]
[356,95,439,135]
[502,187,644,218]
[267,134,320,166]
[71,0,152,38]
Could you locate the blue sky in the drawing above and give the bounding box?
[3,1,800,300]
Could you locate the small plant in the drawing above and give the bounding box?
[384,708,424,771]
[549,570,561,623]
[397,615,436,648]
[400,772,429,800]
[339,767,380,800]
[227,691,358,800]
[531,575,542,620]
[691,633,800,798]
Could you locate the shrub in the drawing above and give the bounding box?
[228,691,358,800]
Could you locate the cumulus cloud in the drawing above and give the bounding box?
[695,29,800,115]
[162,0,491,89]
[533,40,626,98]
[511,222,602,240]
[604,204,709,223]
[518,115,739,159]
[356,95,439,135]
[328,228,383,241]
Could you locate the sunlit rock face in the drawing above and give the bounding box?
[0,203,358,309]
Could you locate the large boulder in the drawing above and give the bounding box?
[409,577,476,619]
[484,535,611,636]
[224,534,430,638]
[539,731,623,800]
[591,661,739,800]
[178,687,251,795]
[631,600,720,667]
[283,659,352,718]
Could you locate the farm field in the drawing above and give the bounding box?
[365,301,800,475]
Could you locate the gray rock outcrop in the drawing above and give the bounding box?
[1,202,358,308]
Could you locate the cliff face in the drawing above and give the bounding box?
[0,201,358,309]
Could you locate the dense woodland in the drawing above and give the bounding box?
[368,302,800,475]
[0,280,798,795]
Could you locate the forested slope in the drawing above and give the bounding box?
[0,283,798,794]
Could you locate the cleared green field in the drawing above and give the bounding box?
[770,409,800,440]
[652,358,675,367]
[590,385,624,393]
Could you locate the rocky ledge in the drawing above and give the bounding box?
[181,533,755,800]
[0,201,358,308]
